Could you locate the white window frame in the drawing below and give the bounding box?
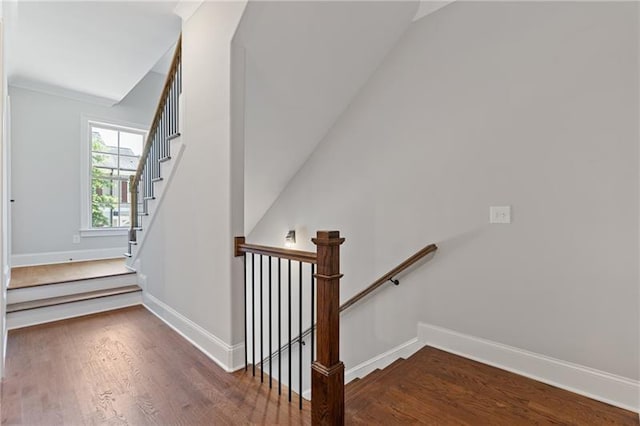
[80,115,147,237]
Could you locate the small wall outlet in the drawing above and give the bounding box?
[72,234,80,244]
[490,206,511,224]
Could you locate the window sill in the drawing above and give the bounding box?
[80,228,129,238]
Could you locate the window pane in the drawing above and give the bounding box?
[120,132,143,156]
[91,176,116,228]
[92,153,118,172]
[89,124,144,228]
[118,155,138,175]
[92,127,118,152]
[116,181,131,228]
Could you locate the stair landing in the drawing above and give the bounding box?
[10,258,133,289]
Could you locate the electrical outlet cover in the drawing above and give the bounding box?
[490,206,511,224]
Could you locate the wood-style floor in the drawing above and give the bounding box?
[345,346,639,425]
[1,306,310,425]
[10,258,133,289]
[1,306,637,425]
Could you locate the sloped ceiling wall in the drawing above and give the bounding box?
[237,1,419,234]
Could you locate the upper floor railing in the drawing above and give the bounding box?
[235,232,438,425]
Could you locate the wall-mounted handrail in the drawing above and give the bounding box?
[340,243,437,312]
[259,242,438,365]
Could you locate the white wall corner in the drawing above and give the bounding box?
[143,292,244,372]
[11,247,126,267]
[418,322,640,413]
[174,1,204,22]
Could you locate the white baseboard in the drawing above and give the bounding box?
[301,337,424,400]
[418,322,640,413]
[11,247,126,267]
[143,292,244,373]
[345,337,424,385]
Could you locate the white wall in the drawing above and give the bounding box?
[0,13,6,378]
[237,1,418,234]
[9,71,164,261]
[137,1,247,367]
[249,1,639,384]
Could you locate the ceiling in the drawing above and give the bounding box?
[238,1,420,234]
[5,1,182,105]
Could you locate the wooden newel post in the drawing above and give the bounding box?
[311,230,345,425]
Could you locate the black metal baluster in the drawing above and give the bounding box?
[260,254,264,383]
[171,79,175,136]
[299,261,303,410]
[244,253,248,371]
[159,112,163,161]
[162,110,165,160]
[311,263,315,365]
[278,259,282,395]
[162,108,166,159]
[162,103,166,159]
[269,256,273,388]
[252,253,256,377]
[288,259,292,402]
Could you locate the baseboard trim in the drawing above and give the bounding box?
[143,292,244,373]
[301,337,424,400]
[11,248,126,267]
[345,337,424,385]
[418,322,640,413]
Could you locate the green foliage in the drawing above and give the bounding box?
[91,133,117,227]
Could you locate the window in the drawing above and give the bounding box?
[88,122,145,229]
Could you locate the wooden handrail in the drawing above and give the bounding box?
[340,243,437,312]
[131,35,182,190]
[259,242,438,366]
[234,237,317,264]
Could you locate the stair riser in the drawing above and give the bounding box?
[7,291,143,330]
[127,136,184,266]
[7,274,137,304]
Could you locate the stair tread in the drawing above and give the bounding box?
[346,357,408,401]
[7,285,141,313]
[9,259,135,289]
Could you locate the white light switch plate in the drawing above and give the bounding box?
[490,206,511,224]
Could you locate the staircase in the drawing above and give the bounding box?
[344,346,638,424]
[125,36,182,262]
[6,259,141,329]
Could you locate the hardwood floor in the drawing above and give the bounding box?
[1,306,310,425]
[2,306,637,425]
[345,346,639,425]
[10,258,133,289]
